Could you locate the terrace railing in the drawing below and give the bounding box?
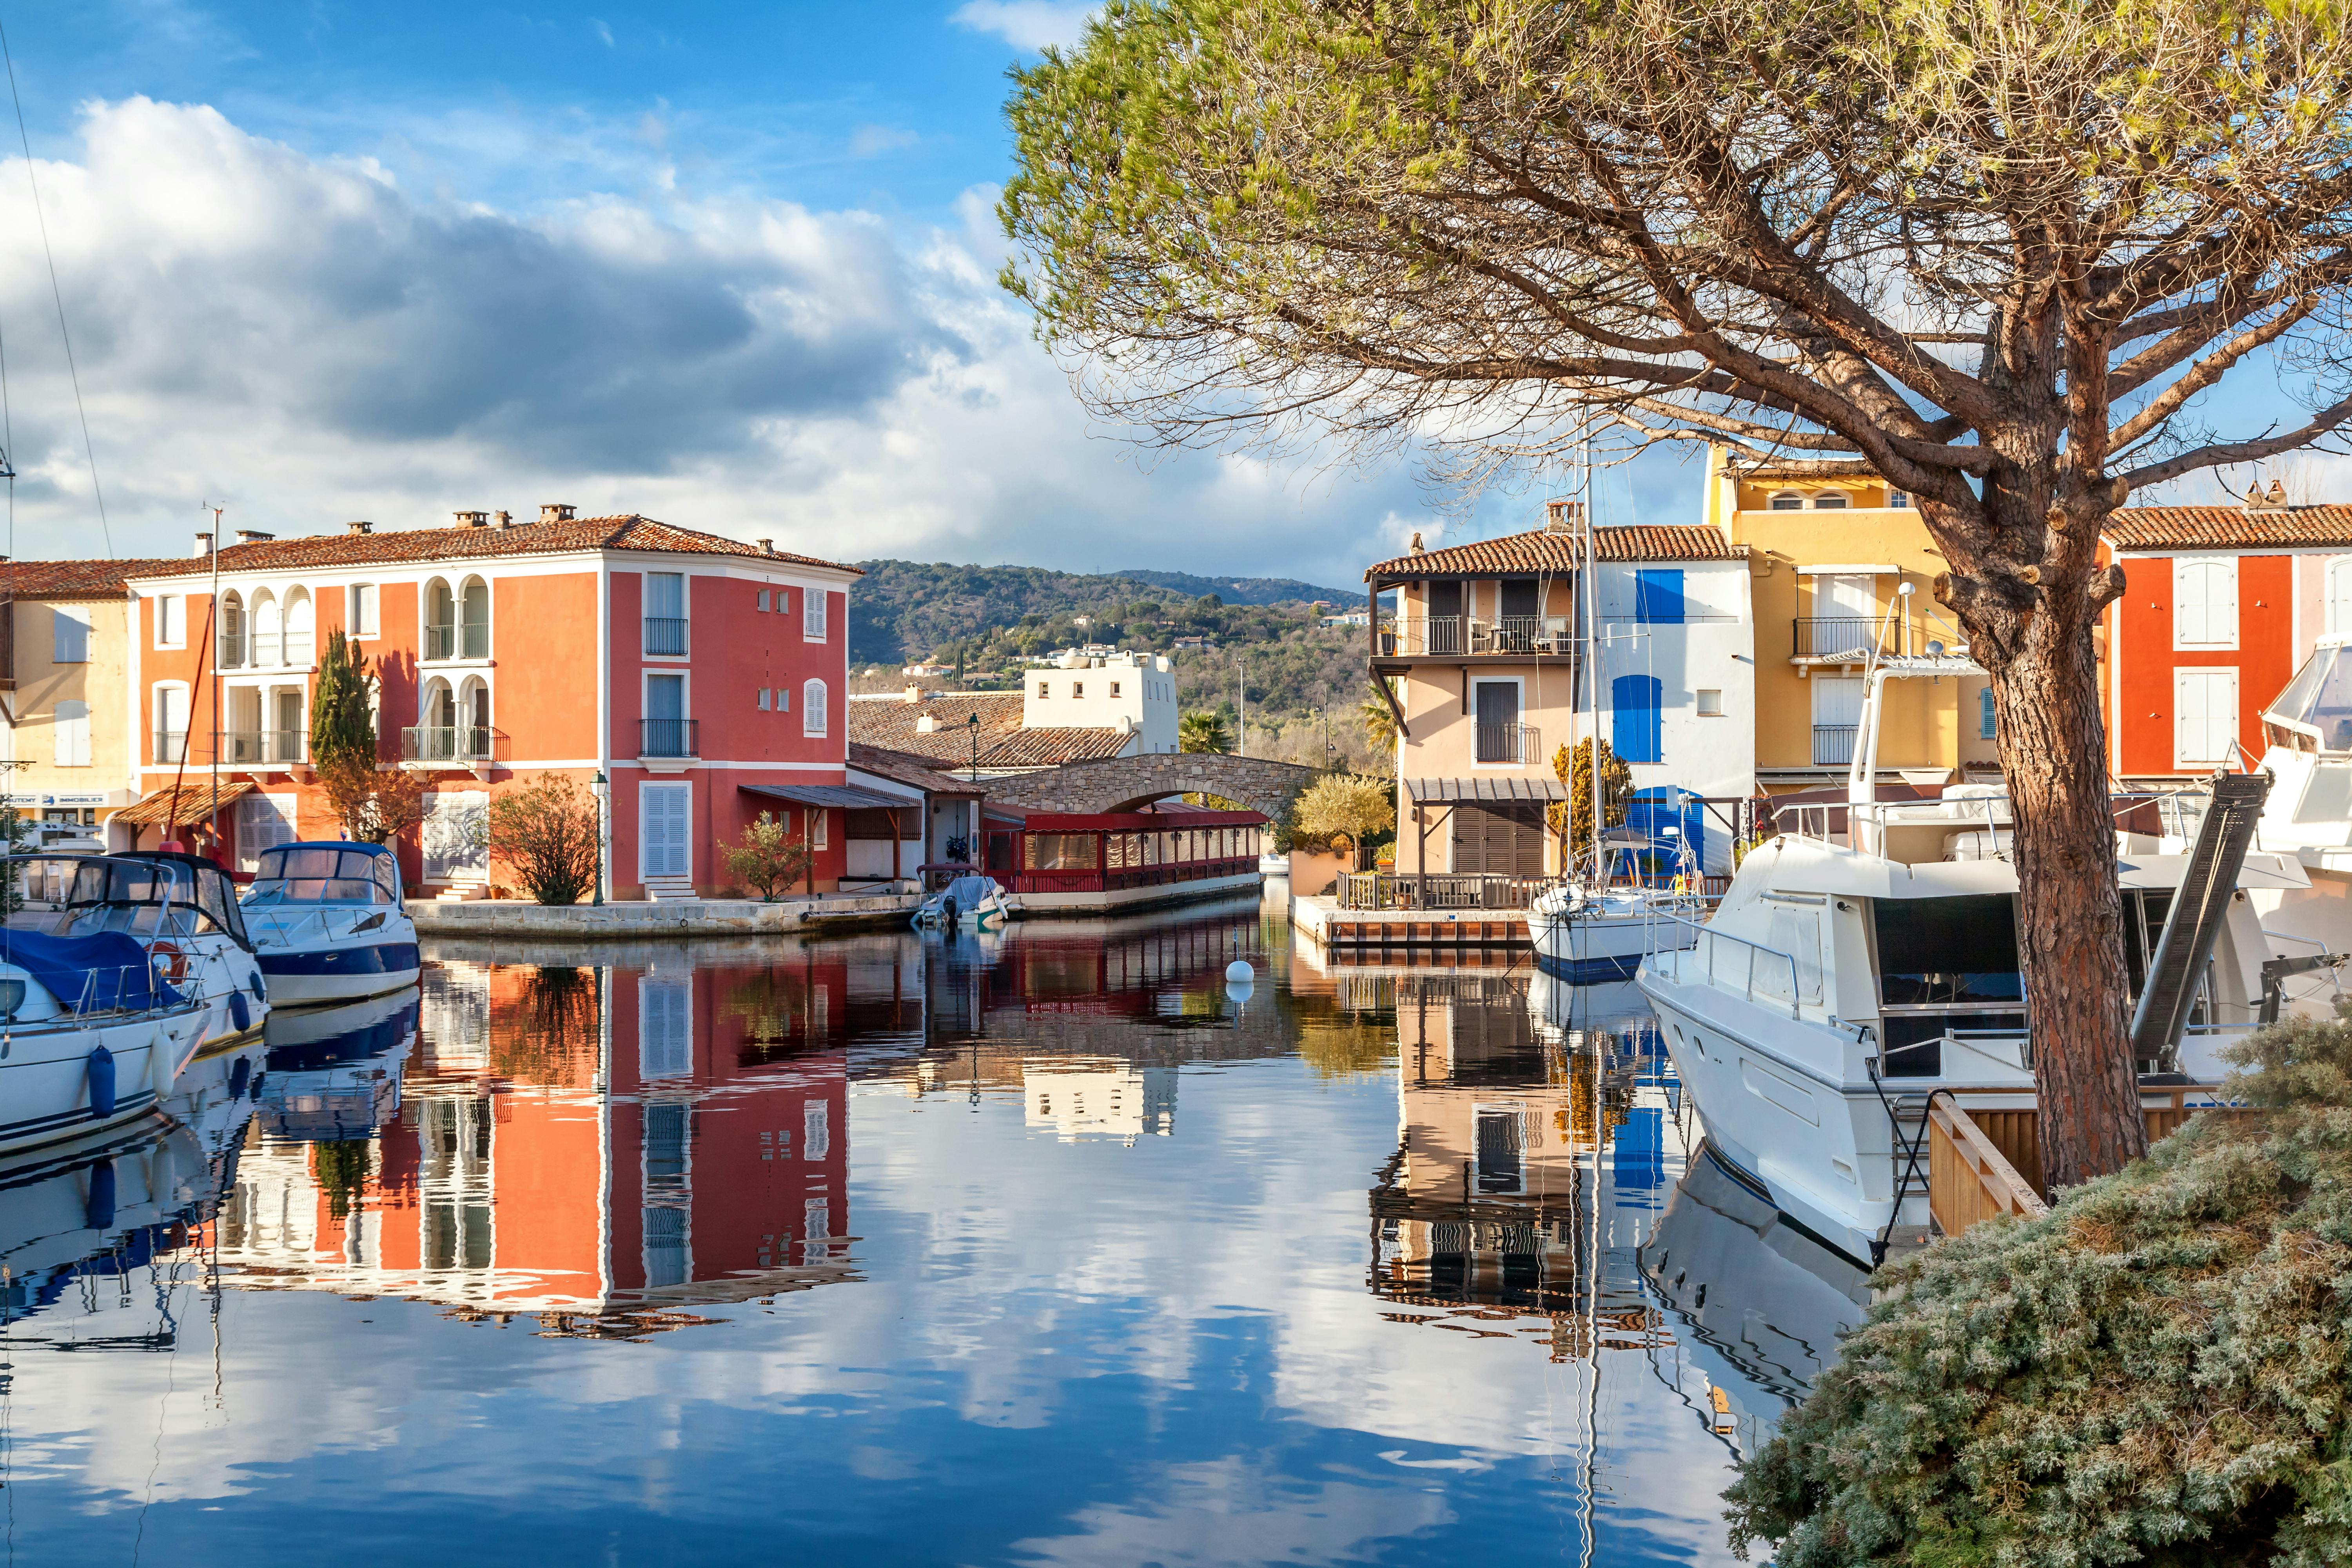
[1333,871,1559,911]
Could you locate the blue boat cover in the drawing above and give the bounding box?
[0,930,183,1014]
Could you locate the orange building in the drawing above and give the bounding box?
[123,507,862,897]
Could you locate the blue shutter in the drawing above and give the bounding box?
[1633,568,1685,624]
[1979,686,1997,739]
[1611,675,1663,764]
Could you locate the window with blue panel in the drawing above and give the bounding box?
[1611,674,1663,764]
[1633,568,1685,623]
[1612,1105,1666,1207]
[1980,686,1997,739]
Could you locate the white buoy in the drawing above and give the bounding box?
[1225,958,1254,983]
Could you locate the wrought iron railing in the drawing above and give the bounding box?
[643,617,690,656]
[1374,615,1575,657]
[1812,724,1858,766]
[1475,722,1540,764]
[425,621,490,661]
[1792,616,1879,657]
[224,728,308,765]
[1333,871,1559,911]
[155,730,189,764]
[639,718,699,758]
[401,725,494,763]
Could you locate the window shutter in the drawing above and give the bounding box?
[52,605,88,663]
[1633,569,1685,624]
[1610,674,1663,764]
[1979,687,1996,739]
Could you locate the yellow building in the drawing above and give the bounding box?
[2,559,181,846]
[1704,448,2000,793]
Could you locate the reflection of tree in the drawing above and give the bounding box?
[488,965,601,1086]
[1295,1018,1396,1080]
[726,969,806,1054]
[312,1139,372,1221]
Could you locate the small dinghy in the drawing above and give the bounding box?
[0,926,211,1157]
[241,842,419,1008]
[913,873,1015,931]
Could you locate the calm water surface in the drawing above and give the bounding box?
[0,895,1869,1565]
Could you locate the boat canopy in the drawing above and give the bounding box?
[245,843,401,907]
[2265,642,2352,751]
[40,853,251,949]
[0,929,183,1014]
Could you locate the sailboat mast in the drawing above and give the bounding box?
[1583,432,1602,884]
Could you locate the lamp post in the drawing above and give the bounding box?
[967,710,982,784]
[592,769,608,905]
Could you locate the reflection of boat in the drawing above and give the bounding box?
[262,986,422,1067]
[261,1036,410,1143]
[0,1117,212,1327]
[7,850,268,1052]
[0,919,212,1157]
[912,872,1015,931]
[242,842,421,1006]
[1639,1144,1869,1445]
[1528,837,1705,982]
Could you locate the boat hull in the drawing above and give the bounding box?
[256,941,423,1007]
[1530,905,1700,984]
[0,1006,209,1158]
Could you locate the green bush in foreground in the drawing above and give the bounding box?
[1725,1011,2352,1567]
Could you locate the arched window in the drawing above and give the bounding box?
[458,676,492,762]
[284,587,315,666]
[1610,674,1662,764]
[1768,490,1804,511]
[425,577,456,660]
[459,575,490,659]
[417,677,458,761]
[251,590,281,667]
[218,591,245,669]
[1811,492,1849,510]
[802,679,828,737]
[2327,558,2352,636]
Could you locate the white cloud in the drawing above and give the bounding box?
[949,1,1096,53]
[847,123,919,159]
[0,95,1418,590]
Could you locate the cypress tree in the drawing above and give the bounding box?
[310,630,375,769]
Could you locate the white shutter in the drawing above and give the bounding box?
[53,701,90,767]
[639,782,691,879]
[51,605,89,663]
[2174,558,2238,649]
[803,588,826,640]
[2175,669,2239,768]
[638,976,691,1078]
[2331,559,2352,637]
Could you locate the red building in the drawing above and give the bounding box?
[2100,498,2352,784]
[123,507,862,897]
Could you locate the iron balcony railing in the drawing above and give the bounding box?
[223,728,308,766]
[1374,615,1576,657]
[1475,721,1540,764]
[156,730,189,764]
[639,718,699,759]
[1792,616,1880,658]
[425,621,490,661]
[401,725,494,763]
[1334,871,1561,911]
[1813,724,1858,766]
[643,617,690,656]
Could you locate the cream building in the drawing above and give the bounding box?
[1024,648,1180,753]
[1,559,180,847]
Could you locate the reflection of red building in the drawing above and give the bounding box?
[212,959,855,1328]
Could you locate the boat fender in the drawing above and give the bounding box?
[229,1056,251,1099]
[87,1044,116,1119]
[85,1158,115,1230]
[229,991,252,1034]
[943,896,958,930]
[249,971,268,1003]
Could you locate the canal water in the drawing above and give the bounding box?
[0,895,1870,1565]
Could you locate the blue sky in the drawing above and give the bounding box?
[0,3,2309,584]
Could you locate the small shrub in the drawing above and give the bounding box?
[485,773,601,906]
[722,812,812,901]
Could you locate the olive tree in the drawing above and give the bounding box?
[1001,0,2352,1186]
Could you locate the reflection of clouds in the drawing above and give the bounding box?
[1008,1457,1456,1567]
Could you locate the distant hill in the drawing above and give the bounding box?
[1109,569,1363,608]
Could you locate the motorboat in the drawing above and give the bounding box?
[6,851,267,1055]
[240,842,420,1007]
[2240,637,2352,1004]
[1528,833,1706,983]
[0,924,212,1158]
[913,873,1016,931]
[1636,653,2299,1266]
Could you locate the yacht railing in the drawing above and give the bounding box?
[1644,913,1811,1016]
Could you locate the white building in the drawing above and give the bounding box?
[1023,1062,1177,1143]
[1024,648,1180,754]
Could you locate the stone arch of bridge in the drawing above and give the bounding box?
[982,753,1327,824]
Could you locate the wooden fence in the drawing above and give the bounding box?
[1927,1089,2236,1239]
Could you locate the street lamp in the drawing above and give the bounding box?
[967,710,982,783]
[592,769,608,905]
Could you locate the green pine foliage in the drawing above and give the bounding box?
[1726,1009,2352,1568]
[309,630,376,769]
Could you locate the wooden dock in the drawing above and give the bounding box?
[1291,893,1531,952]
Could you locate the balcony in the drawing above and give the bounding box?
[425,621,490,661]
[643,617,689,657]
[1374,615,1576,659]
[156,730,189,764]
[1813,725,1858,767]
[224,728,309,767]
[639,718,699,759]
[1793,617,1880,659]
[1475,722,1541,765]
[401,725,494,764]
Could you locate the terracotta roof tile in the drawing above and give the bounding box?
[2,558,193,600]
[971,728,1134,768]
[1364,524,1739,579]
[122,516,859,580]
[848,742,986,795]
[2102,505,2352,551]
[846,691,1025,763]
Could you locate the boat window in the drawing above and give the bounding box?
[2268,642,2352,750]
[1874,895,2024,1077]
[247,846,397,904]
[59,857,239,941]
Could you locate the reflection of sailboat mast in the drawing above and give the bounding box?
[1579,998,1602,1568]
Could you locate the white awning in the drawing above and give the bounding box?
[1794,563,1902,575]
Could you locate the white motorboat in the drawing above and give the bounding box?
[2236,637,2352,1007]
[0,925,212,1158]
[241,842,420,1007]
[1528,835,1706,983]
[7,852,268,1055]
[913,873,1016,931]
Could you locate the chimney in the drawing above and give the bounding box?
[904,684,924,704]
[2269,478,2289,505]
[193,532,214,558]
[540,503,576,523]
[454,510,490,529]
[494,510,513,528]
[346,520,373,535]
[756,538,774,554]
[235,528,274,544]
[1544,499,1581,533]
[1408,530,1426,554]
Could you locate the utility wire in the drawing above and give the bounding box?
[0,16,109,557]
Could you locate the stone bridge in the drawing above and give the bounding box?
[984,753,1326,821]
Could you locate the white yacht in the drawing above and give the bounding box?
[241,842,420,1007]
[1637,657,2293,1265]
[1528,835,1705,982]
[2242,637,2352,998]
[0,919,213,1158]
[8,852,268,1056]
